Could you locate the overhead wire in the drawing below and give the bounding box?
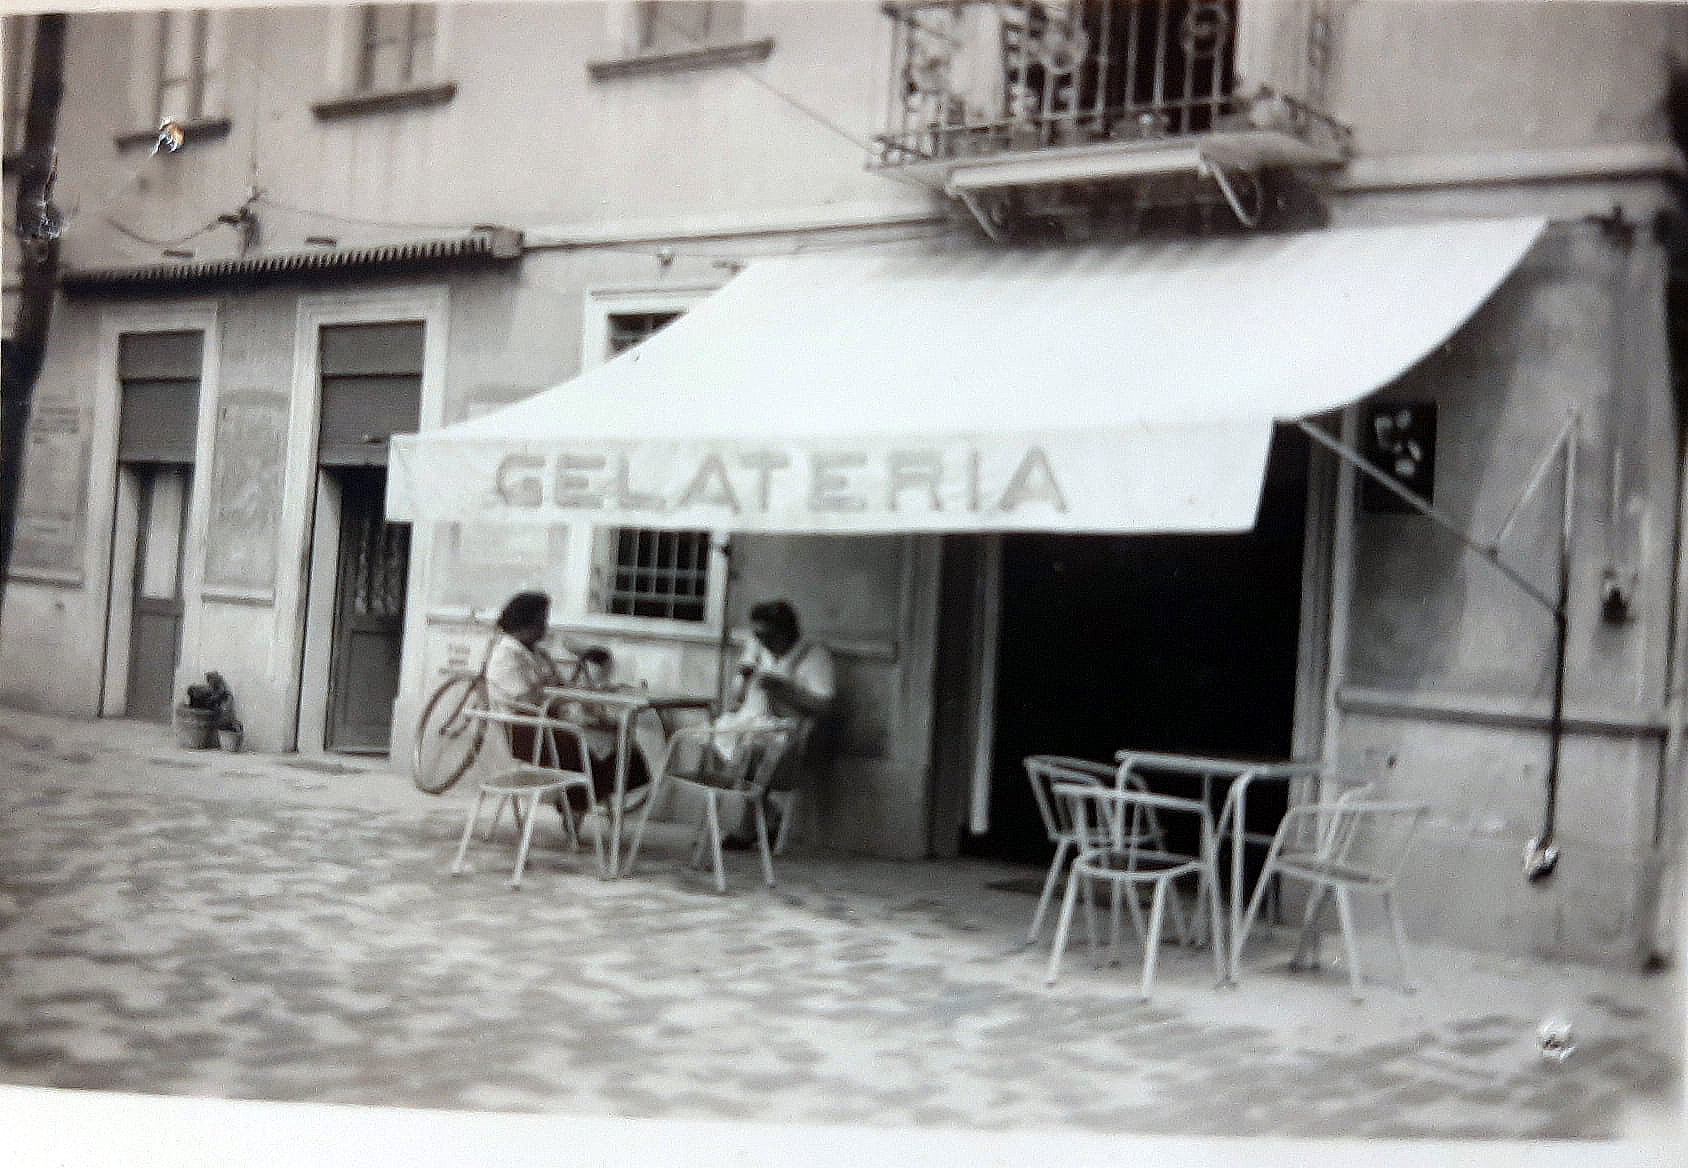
[645,5,945,197]
[99,212,228,250]
[79,7,949,265]
[243,6,945,242]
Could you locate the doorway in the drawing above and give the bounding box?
[959,426,1311,864]
[102,328,203,723]
[303,319,423,754]
[324,467,410,753]
[119,463,192,722]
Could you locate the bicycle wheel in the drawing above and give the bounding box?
[412,673,488,794]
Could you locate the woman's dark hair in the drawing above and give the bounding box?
[748,599,800,641]
[496,591,550,633]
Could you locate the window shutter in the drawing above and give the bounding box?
[118,331,202,463]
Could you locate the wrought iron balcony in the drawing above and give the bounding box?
[876,0,1349,206]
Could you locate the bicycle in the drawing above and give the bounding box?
[410,616,604,795]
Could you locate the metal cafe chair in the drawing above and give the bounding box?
[1044,783,1226,999]
[1022,755,1167,945]
[1232,795,1429,1000]
[449,707,603,889]
[625,720,798,893]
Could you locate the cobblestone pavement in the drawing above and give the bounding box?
[0,709,1681,1146]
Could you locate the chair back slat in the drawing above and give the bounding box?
[1023,756,1114,844]
[1272,798,1428,886]
[1051,781,1216,858]
[468,707,596,784]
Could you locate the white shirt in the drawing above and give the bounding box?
[717,637,835,733]
[484,632,559,711]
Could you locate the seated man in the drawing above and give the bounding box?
[708,599,835,848]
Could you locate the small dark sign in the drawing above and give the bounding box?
[1361,402,1437,513]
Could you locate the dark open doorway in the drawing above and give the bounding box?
[964,425,1310,864]
[324,467,409,754]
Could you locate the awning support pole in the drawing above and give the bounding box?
[714,535,735,713]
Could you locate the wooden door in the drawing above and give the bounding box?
[325,468,409,752]
[124,464,191,722]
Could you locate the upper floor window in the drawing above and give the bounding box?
[310,3,456,121]
[4,15,34,157]
[587,1,768,80]
[152,9,225,125]
[635,1,744,54]
[356,3,436,92]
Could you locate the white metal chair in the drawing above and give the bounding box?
[1044,784,1225,999]
[624,720,797,892]
[1233,796,1430,999]
[449,707,602,889]
[1022,755,1166,945]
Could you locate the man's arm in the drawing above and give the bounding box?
[755,646,834,717]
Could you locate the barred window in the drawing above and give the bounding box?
[597,309,711,623]
[600,528,711,622]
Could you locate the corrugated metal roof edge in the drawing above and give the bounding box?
[62,228,523,294]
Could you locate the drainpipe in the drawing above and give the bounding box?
[1526,437,1575,883]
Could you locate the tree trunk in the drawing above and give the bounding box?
[0,13,68,626]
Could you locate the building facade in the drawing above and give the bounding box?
[3,1,1686,965]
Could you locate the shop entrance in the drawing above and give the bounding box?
[306,320,423,754]
[119,463,192,722]
[961,426,1311,864]
[324,467,409,753]
[101,329,202,724]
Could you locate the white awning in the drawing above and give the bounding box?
[388,216,1545,534]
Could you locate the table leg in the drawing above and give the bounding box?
[607,709,632,878]
[1229,784,1246,984]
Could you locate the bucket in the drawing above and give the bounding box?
[217,726,244,753]
[173,704,218,749]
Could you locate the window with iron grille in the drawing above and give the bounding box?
[356,3,435,92]
[595,309,712,623]
[598,527,712,621]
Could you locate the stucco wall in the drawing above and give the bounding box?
[1,298,119,717]
[1334,223,1679,961]
[49,3,931,269]
[1234,0,1688,161]
[1326,1,1686,158]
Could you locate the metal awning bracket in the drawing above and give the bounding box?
[1296,415,1579,616]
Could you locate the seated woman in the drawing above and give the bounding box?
[707,598,835,848]
[484,591,650,817]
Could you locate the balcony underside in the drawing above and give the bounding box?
[877,128,1346,194]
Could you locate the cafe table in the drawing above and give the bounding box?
[1114,750,1324,984]
[543,685,717,878]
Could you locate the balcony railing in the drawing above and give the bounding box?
[877,0,1342,174]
